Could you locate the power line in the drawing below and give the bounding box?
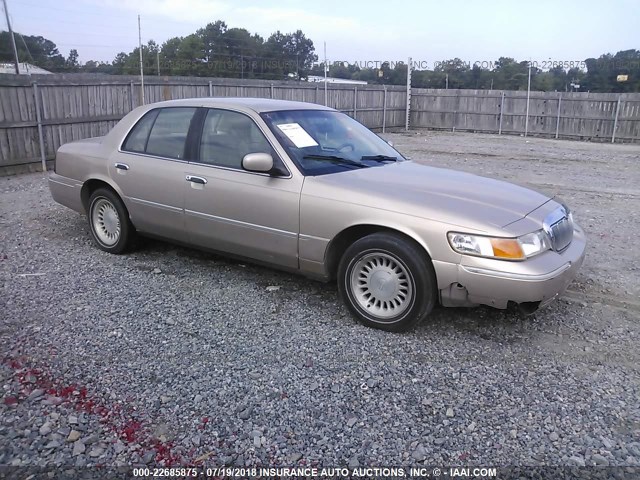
[55,43,140,49]
[14,28,137,39]
[11,0,205,26]
[9,14,136,31]
[12,1,141,20]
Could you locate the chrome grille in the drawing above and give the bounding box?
[547,212,574,252]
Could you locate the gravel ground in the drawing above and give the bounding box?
[1,131,639,472]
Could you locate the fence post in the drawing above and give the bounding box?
[32,82,47,173]
[524,95,530,136]
[612,96,621,143]
[208,81,213,97]
[498,91,505,135]
[270,83,274,99]
[382,85,387,133]
[129,81,135,110]
[315,84,319,104]
[524,63,531,137]
[555,94,562,139]
[353,86,357,119]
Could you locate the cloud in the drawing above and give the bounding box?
[94,0,359,35]
[97,0,233,24]
[235,6,358,33]
[84,0,399,61]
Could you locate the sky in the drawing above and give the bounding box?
[3,0,639,68]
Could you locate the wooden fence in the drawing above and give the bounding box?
[410,88,640,142]
[0,74,408,170]
[1,74,639,172]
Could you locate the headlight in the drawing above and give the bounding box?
[447,230,551,261]
[518,230,552,257]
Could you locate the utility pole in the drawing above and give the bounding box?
[405,57,412,131]
[445,73,448,90]
[524,60,531,137]
[323,41,328,106]
[2,0,20,74]
[138,14,145,105]
[156,50,160,75]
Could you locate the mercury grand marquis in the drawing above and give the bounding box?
[49,98,586,331]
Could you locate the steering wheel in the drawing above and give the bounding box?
[336,143,355,153]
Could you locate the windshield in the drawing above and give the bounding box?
[261,109,405,176]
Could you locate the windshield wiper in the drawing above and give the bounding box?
[302,154,366,169]
[360,155,398,162]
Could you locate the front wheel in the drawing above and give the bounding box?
[88,188,135,254]
[337,232,437,332]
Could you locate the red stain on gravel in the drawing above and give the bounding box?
[152,439,182,464]
[197,417,210,431]
[120,420,142,442]
[8,358,22,369]
[2,355,185,466]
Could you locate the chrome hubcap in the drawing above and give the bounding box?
[92,198,120,246]
[350,252,413,320]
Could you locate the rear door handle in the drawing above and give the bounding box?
[186,175,207,185]
[114,163,129,171]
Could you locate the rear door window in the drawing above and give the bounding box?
[145,108,197,160]
[122,107,197,160]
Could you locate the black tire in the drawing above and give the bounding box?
[337,232,437,332]
[87,188,135,254]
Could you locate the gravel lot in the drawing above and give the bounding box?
[1,131,639,472]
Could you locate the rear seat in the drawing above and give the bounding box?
[146,134,188,159]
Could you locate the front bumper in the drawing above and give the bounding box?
[440,224,586,309]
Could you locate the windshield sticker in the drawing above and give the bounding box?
[277,123,318,148]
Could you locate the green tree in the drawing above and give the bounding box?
[223,28,264,78]
[493,57,531,90]
[65,49,79,72]
[80,60,114,74]
[584,50,640,93]
[434,58,470,88]
[0,31,65,71]
[265,30,317,79]
[285,30,317,79]
[197,21,228,76]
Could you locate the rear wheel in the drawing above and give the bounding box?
[88,188,135,254]
[337,232,437,332]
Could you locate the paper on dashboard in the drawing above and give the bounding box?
[277,123,319,148]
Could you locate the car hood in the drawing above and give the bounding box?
[303,161,551,232]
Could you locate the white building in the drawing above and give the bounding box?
[307,75,367,85]
[0,62,52,75]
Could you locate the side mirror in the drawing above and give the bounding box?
[242,153,273,173]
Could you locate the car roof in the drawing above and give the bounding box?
[143,97,335,113]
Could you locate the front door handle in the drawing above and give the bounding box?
[114,163,129,171]
[186,175,207,185]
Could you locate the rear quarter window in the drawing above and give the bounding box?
[122,110,158,153]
